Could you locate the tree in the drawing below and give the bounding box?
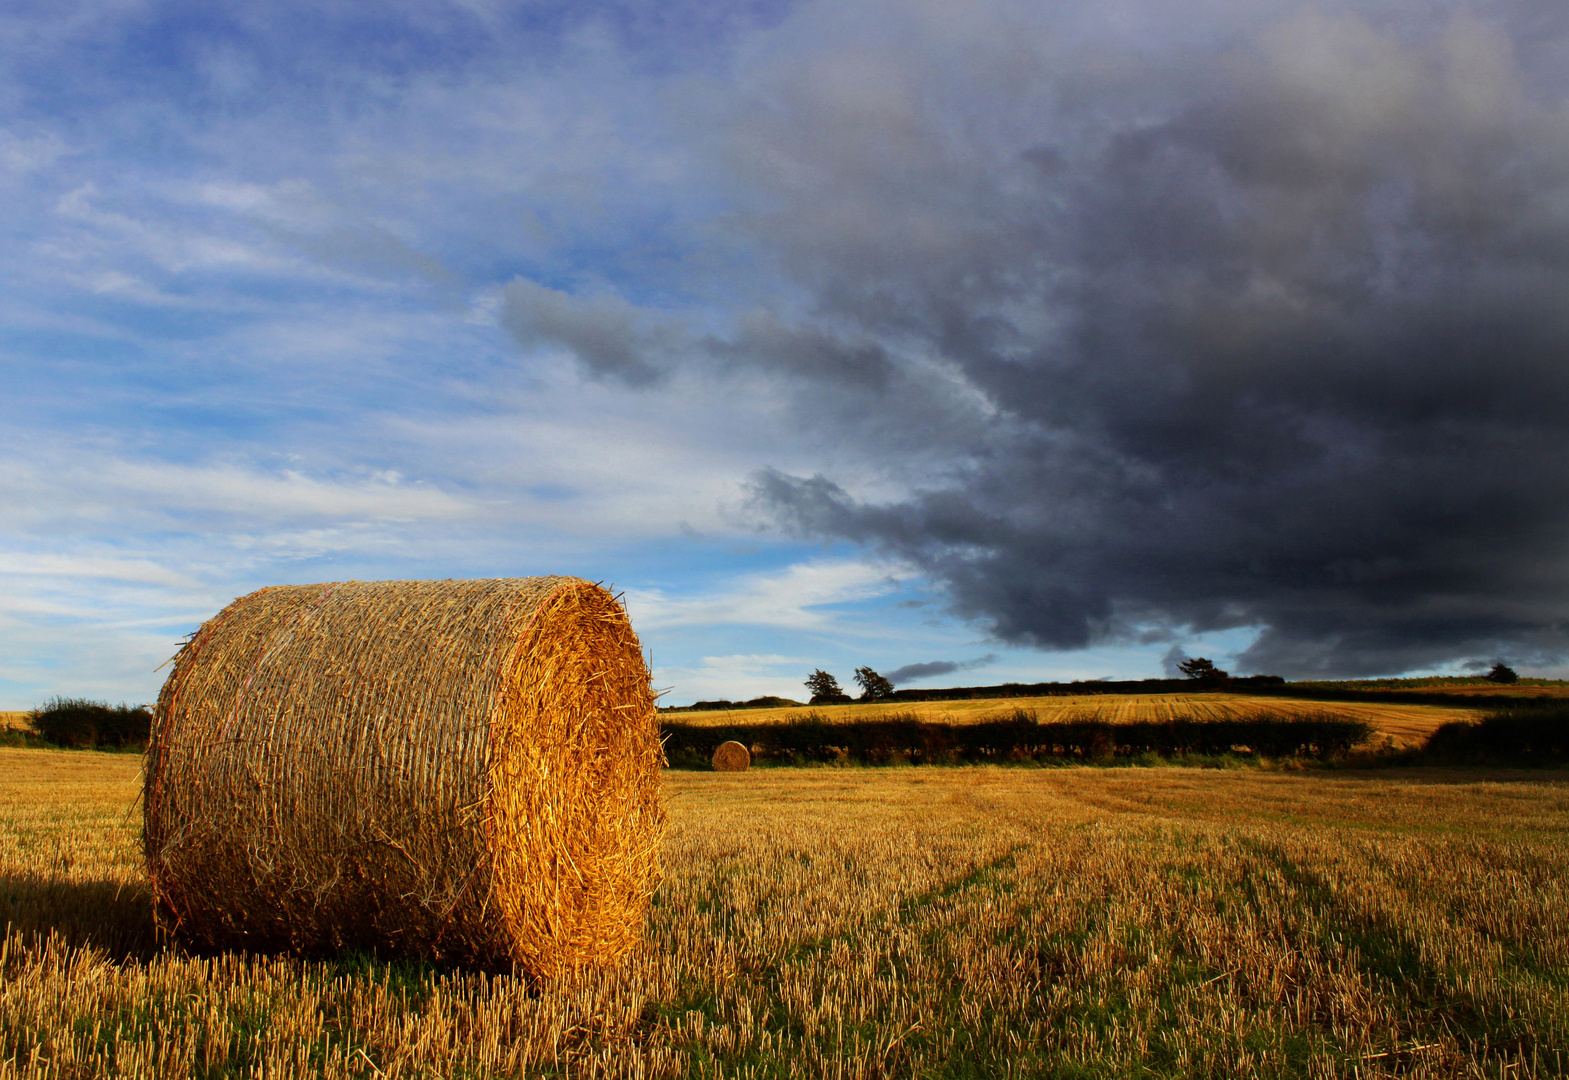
[853,666,896,701]
[1177,657,1229,683]
[1485,662,1519,684]
[805,669,851,705]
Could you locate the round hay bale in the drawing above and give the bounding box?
[712,740,750,771]
[143,576,664,978]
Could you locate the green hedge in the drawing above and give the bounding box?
[27,697,152,748]
[661,709,1372,768]
[1421,706,1569,764]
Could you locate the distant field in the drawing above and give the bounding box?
[2,748,1565,1077]
[1302,682,1569,699]
[0,695,1487,748]
[666,692,1481,748]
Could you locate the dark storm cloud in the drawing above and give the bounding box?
[732,4,1569,676]
[506,2,1569,676]
[502,280,670,386]
[1160,646,1194,680]
[886,655,998,685]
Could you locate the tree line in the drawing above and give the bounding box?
[811,656,1257,704]
[806,667,895,704]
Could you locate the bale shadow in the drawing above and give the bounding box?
[0,871,160,963]
[0,873,532,984]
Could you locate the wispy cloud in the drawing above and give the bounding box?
[0,553,197,588]
[651,653,809,703]
[627,560,911,632]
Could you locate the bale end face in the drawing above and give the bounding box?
[712,740,751,771]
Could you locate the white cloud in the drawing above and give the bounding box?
[627,559,911,631]
[0,552,198,588]
[0,454,475,530]
[0,127,66,177]
[106,461,470,521]
[650,653,813,705]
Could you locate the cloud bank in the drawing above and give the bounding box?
[512,1,1569,676]
[6,0,1569,705]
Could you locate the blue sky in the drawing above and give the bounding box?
[4,0,1565,707]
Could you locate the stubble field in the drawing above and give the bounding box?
[1,748,1566,1078]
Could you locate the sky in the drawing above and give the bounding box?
[3,0,1568,708]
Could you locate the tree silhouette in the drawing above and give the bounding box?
[805,669,851,704]
[1177,657,1229,684]
[1485,662,1519,684]
[853,666,896,701]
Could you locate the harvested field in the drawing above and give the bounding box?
[667,692,1479,748]
[1,747,1566,1078]
[0,712,26,730]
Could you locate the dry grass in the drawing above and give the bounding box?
[0,713,27,731]
[2,747,1567,1078]
[670,693,1480,748]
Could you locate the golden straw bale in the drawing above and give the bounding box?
[143,576,664,979]
[712,740,751,772]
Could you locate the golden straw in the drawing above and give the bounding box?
[143,577,665,979]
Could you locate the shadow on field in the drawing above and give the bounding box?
[0,871,159,962]
[1316,765,1569,785]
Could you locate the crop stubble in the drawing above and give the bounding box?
[0,748,1565,1078]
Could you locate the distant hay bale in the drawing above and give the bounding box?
[712,740,751,771]
[143,577,664,979]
